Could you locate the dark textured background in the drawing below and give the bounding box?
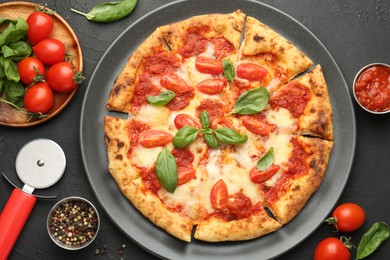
[0,0,389,259]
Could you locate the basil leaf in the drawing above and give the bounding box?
[2,41,32,61]
[146,90,175,106]
[0,57,19,82]
[155,147,178,193]
[356,222,389,259]
[4,80,24,107]
[214,128,247,145]
[0,17,28,46]
[222,58,235,82]
[200,110,210,129]
[256,147,275,171]
[204,132,220,149]
[173,126,200,149]
[0,17,17,25]
[231,87,270,115]
[0,78,4,93]
[71,0,138,23]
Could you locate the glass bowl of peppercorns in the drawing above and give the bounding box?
[47,196,100,250]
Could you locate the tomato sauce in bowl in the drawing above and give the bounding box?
[353,63,390,114]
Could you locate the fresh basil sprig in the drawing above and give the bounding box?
[172,126,200,149]
[155,147,178,193]
[356,222,389,259]
[222,58,235,82]
[4,80,24,107]
[256,147,275,171]
[0,17,28,46]
[230,87,270,115]
[146,90,175,106]
[200,110,210,128]
[202,128,220,149]
[2,41,32,61]
[71,0,138,23]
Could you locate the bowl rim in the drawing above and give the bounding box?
[46,196,100,250]
[353,62,390,114]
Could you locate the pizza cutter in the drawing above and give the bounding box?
[0,139,66,259]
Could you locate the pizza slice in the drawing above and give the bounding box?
[236,15,313,92]
[256,134,334,224]
[266,65,334,140]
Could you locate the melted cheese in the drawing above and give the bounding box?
[265,133,292,166]
[137,105,170,130]
[132,146,162,169]
[266,107,297,133]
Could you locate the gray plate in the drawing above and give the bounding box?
[80,0,356,259]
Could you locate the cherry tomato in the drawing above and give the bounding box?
[236,63,268,82]
[241,115,275,135]
[46,62,80,93]
[210,179,228,210]
[210,117,234,129]
[160,73,192,93]
[196,79,227,95]
[249,164,280,183]
[195,56,223,75]
[174,114,201,129]
[26,11,54,45]
[177,166,196,185]
[17,57,45,85]
[24,82,54,114]
[314,237,351,260]
[327,203,365,232]
[139,130,173,148]
[33,38,66,65]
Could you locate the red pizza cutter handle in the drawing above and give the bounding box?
[0,188,37,260]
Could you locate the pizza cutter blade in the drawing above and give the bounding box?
[0,139,66,259]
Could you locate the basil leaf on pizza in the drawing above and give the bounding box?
[222,58,235,82]
[231,87,270,115]
[200,110,210,128]
[203,132,220,149]
[173,126,200,149]
[156,147,178,193]
[256,147,275,171]
[146,90,176,106]
[214,128,247,145]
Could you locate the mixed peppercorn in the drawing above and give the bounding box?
[48,199,99,247]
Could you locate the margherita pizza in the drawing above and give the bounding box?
[104,10,334,242]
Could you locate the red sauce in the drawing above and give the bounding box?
[210,191,257,221]
[269,82,311,117]
[179,25,234,59]
[130,73,161,113]
[143,51,181,75]
[165,90,195,111]
[138,166,161,195]
[354,64,390,112]
[171,148,194,167]
[196,99,226,121]
[261,137,310,204]
[126,119,149,156]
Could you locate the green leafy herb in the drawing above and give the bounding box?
[0,57,19,82]
[356,222,389,259]
[0,17,17,25]
[71,0,138,23]
[222,58,235,82]
[200,110,210,129]
[256,147,275,171]
[155,147,178,193]
[203,132,220,149]
[146,90,175,106]
[4,80,24,107]
[230,87,270,115]
[0,78,4,93]
[0,17,28,46]
[2,41,32,61]
[173,126,200,149]
[214,128,247,145]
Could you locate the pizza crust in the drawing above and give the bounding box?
[264,135,334,224]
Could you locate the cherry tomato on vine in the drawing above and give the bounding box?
[325,203,365,232]
[26,11,54,45]
[24,82,54,114]
[46,62,84,93]
[33,38,66,65]
[314,237,351,260]
[17,57,45,85]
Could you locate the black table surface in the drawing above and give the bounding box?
[1,0,389,259]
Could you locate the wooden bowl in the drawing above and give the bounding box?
[0,1,83,127]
